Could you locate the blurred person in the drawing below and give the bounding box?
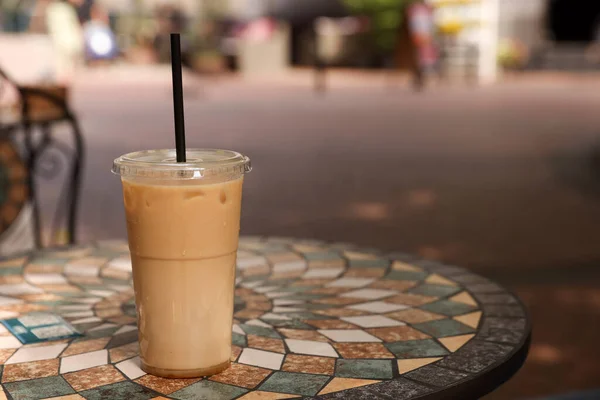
[68,0,117,62]
[45,0,84,84]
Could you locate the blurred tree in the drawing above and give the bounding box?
[342,0,415,53]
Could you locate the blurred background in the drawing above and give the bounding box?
[1,0,600,398]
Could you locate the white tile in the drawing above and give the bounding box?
[232,324,245,335]
[109,284,132,292]
[58,304,93,311]
[0,324,7,334]
[88,290,115,298]
[238,348,283,370]
[341,316,404,328]
[326,278,376,288]
[0,335,23,349]
[272,260,306,273]
[88,323,117,332]
[303,268,344,279]
[114,325,137,335]
[0,310,18,319]
[72,297,102,304]
[253,286,281,294]
[0,295,23,306]
[340,289,398,300]
[64,263,100,277]
[265,292,289,299]
[318,330,382,343]
[285,339,338,357]
[260,313,290,321]
[272,307,304,313]
[62,310,94,318]
[116,356,145,379]
[246,319,272,328]
[0,283,43,296]
[237,257,267,270]
[108,257,132,272]
[25,274,68,285]
[6,343,66,364]
[240,281,263,289]
[71,316,102,324]
[272,299,304,306]
[235,277,242,285]
[347,301,410,314]
[60,349,108,373]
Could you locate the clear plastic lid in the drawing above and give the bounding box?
[112,149,251,180]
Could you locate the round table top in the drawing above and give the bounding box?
[0,238,530,400]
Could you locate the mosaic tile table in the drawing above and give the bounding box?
[0,238,530,400]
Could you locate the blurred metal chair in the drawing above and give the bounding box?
[0,66,84,251]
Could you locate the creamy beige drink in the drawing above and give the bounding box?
[113,149,251,378]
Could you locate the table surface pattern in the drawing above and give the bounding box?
[0,238,529,400]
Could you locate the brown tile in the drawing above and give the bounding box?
[303,319,358,329]
[307,287,349,295]
[312,297,363,306]
[366,326,430,342]
[268,271,303,280]
[247,335,285,353]
[0,275,24,284]
[94,301,122,310]
[277,328,330,342]
[0,303,48,313]
[135,375,201,394]
[282,354,335,375]
[333,343,394,359]
[24,264,63,274]
[234,309,264,319]
[0,349,16,364]
[44,395,85,400]
[109,341,139,363]
[242,265,270,277]
[308,260,345,269]
[238,391,297,400]
[107,315,137,325]
[235,288,255,296]
[314,308,368,317]
[231,345,242,361]
[64,365,125,392]
[368,280,418,291]
[265,253,303,264]
[0,257,26,268]
[2,359,59,382]
[96,308,122,318]
[62,338,110,357]
[23,339,70,348]
[18,293,63,302]
[38,284,81,293]
[210,363,271,389]
[241,294,269,302]
[101,268,130,280]
[67,276,104,285]
[385,293,437,306]
[343,268,385,278]
[385,309,446,324]
[246,302,271,311]
[291,279,332,287]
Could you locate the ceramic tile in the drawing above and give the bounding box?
[397,357,442,374]
[44,395,85,400]
[0,282,43,296]
[107,315,137,325]
[453,311,482,329]
[340,289,398,300]
[106,329,138,350]
[245,319,272,328]
[335,359,393,379]
[424,274,457,287]
[449,292,478,306]
[237,390,297,400]
[135,375,201,395]
[0,295,23,306]
[247,335,285,354]
[281,354,335,375]
[235,309,265,319]
[272,299,304,306]
[240,324,281,339]
[277,328,329,343]
[263,319,315,330]
[237,256,268,270]
[231,345,242,361]
[259,371,329,397]
[0,258,26,268]
[436,340,512,374]
[58,304,93,311]
[6,342,67,364]
[413,319,475,338]
[314,308,369,317]
[25,274,68,285]
[303,268,344,279]
[2,358,59,382]
[232,332,247,347]
[0,335,23,349]
[0,348,16,363]
[285,339,338,357]
[318,330,381,343]
[107,257,132,272]
[439,334,475,352]
[385,339,449,358]
[347,301,409,314]
[385,308,446,324]
[421,300,477,317]
[318,377,379,395]
[238,348,284,370]
[60,349,108,373]
[304,319,358,330]
[62,338,110,357]
[0,310,19,319]
[4,376,75,399]
[333,343,394,359]
[63,310,94,318]
[80,381,158,400]
[171,380,248,400]
[343,268,386,278]
[272,260,306,273]
[386,270,429,281]
[367,280,418,291]
[210,362,271,389]
[366,326,430,343]
[114,325,137,335]
[312,296,363,306]
[307,287,350,296]
[64,364,126,391]
[409,284,461,298]
[271,306,304,313]
[88,323,118,332]
[326,278,376,288]
[341,316,403,328]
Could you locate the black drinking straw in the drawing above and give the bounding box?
[171,33,186,162]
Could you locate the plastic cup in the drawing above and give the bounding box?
[112,149,251,378]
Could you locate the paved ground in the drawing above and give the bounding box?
[40,67,600,398]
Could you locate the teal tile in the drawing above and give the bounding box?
[106,329,138,349]
[335,359,393,380]
[29,257,70,265]
[386,339,449,358]
[259,371,329,396]
[232,332,247,346]
[278,286,318,293]
[300,303,333,310]
[72,321,103,332]
[283,312,331,320]
[85,326,120,338]
[304,251,342,261]
[172,380,248,400]
[386,270,429,281]
[244,275,270,282]
[239,324,281,339]
[4,376,75,400]
[349,259,390,269]
[409,284,461,298]
[0,267,23,276]
[413,319,474,338]
[261,319,314,329]
[420,300,476,317]
[281,293,325,301]
[81,381,158,400]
